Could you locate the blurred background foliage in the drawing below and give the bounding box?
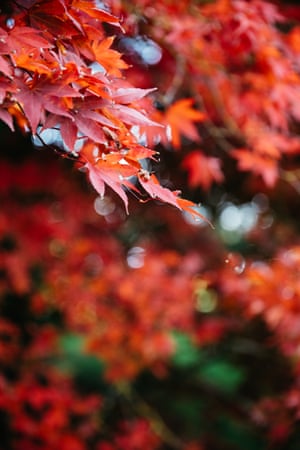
[1,121,300,450]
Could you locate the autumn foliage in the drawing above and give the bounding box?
[2,0,300,449]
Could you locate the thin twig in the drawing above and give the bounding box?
[34,131,82,163]
[116,382,184,449]
[193,88,234,154]
[163,54,186,106]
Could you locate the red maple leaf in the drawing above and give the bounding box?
[232,149,279,187]
[164,99,206,149]
[182,151,224,190]
[7,27,51,53]
[138,172,211,223]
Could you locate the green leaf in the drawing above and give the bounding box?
[60,333,84,355]
[172,331,202,368]
[199,360,245,394]
[57,333,105,384]
[216,416,266,450]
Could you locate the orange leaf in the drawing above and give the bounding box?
[165,99,206,149]
[91,37,128,77]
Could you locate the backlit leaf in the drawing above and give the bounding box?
[165,99,206,149]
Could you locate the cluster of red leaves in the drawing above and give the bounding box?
[199,241,300,437]
[0,369,102,450]
[109,0,300,190]
[206,245,300,361]
[251,388,300,444]
[4,0,300,209]
[0,0,206,219]
[2,1,300,192]
[98,419,161,450]
[6,0,300,209]
[57,249,199,380]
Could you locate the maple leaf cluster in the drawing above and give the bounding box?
[0,0,206,219]
[2,0,300,199]
[109,0,300,191]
